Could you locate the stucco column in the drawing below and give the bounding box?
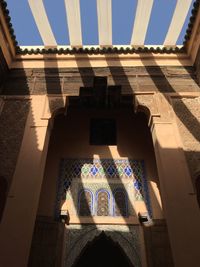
[0,96,51,267]
[151,121,200,267]
[139,93,200,267]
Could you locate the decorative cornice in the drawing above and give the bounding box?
[0,0,18,47]
[0,0,199,55]
[16,46,186,55]
[183,0,200,45]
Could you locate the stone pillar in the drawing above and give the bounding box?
[0,96,48,267]
[0,95,67,267]
[136,93,200,267]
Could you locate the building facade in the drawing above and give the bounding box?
[0,1,200,267]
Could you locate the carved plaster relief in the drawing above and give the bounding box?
[42,95,68,120]
[0,99,30,188]
[135,93,173,125]
[65,225,142,267]
[172,97,200,182]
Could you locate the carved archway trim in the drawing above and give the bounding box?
[65,225,142,267]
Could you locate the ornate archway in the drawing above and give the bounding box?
[65,225,142,267]
[72,231,134,267]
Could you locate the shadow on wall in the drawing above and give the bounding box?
[51,109,152,222]
[1,51,200,267]
[140,54,200,188]
[71,231,134,267]
[43,53,200,267]
[29,53,198,267]
[38,99,169,267]
[0,176,7,222]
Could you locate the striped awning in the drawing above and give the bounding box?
[8,0,196,48]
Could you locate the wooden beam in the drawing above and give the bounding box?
[164,0,193,46]
[64,0,82,47]
[131,0,154,46]
[28,0,57,46]
[97,0,112,46]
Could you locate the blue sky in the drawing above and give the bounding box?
[6,0,195,46]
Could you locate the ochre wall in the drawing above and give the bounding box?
[2,66,199,96]
[0,64,199,267]
[172,97,200,187]
[38,108,163,221]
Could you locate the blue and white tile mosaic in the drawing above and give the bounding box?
[55,158,152,218]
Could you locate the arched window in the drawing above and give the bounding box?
[0,176,7,222]
[113,189,128,217]
[196,175,200,208]
[97,190,110,216]
[78,189,93,216]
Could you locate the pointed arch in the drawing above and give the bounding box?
[72,232,134,267]
[65,225,141,267]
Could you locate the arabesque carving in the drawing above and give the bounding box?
[65,225,142,267]
[172,97,200,183]
[42,96,68,119]
[135,93,173,124]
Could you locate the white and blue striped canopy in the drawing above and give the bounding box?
[7,0,195,47]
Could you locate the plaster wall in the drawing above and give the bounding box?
[2,66,199,96]
[172,96,200,187]
[38,108,163,222]
[0,63,199,267]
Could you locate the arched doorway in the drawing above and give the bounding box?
[33,102,161,267]
[72,232,134,267]
[31,81,174,267]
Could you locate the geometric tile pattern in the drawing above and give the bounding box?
[56,158,152,218]
[60,158,144,180]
